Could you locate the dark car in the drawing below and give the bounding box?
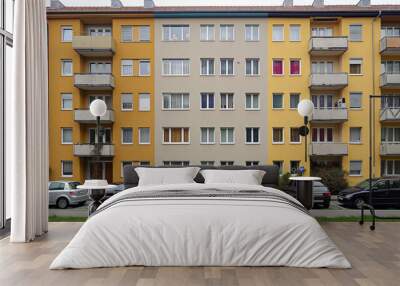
[338,178,400,209]
[282,180,331,208]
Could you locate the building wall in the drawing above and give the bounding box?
[154,18,268,166]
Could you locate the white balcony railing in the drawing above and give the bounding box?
[309,73,348,90]
[312,108,348,122]
[309,143,348,156]
[309,36,348,55]
[73,144,115,157]
[74,109,115,124]
[74,73,115,90]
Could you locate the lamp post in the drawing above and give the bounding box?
[297,99,314,163]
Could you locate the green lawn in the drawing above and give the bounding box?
[49,216,87,222]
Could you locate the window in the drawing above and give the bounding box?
[289,24,300,41]
[139,93,151,111]
[273,161,283,174]
[139,26,150,41]
[290,93,300,109]
[381,61,400,74]
[139,128,150,144]
[221,161,234,166]
[349,24,362,41]
[139,60,150,76]
[245,24,259,41]
[246,161,259,166]
[200,127,215,144]
[61,26,73,42]
[121,59,133,76]
[290,161,300,175]
[272,128,284,143]
[312,61,333,73]
[121,161,132,177]
[381,127,400,143]
[272,93,283,109]
[220,128,234,144]
[381,95,400,108]
[163,128,190,144]
[163,25,190,41]
[162,59,190,76]
[89,61,111,74]
[61,161,73,177]
[272,59,283,75]
[121,26,133,42]
[220,58,234,75]
[245,93,259,110]
[220,24,234,41]
[89,95,112,109]
[89,128,111,144]
[200,24,214,41]
[162,93,190,110]
[290,59,301,75]
[381,26,400,38]
[381,160,400,176]
[350,92,362,109]
[290,128,300,143]
[349,160,362,176]
[200,161,215,166]
[61,93,73,110]
[311,127,333,143]
[350,127,361,143]
[200,58,214,75]
[163,161,190,166]
[220,93,234,110]
[61,60,73,76]
[201,93,215,109]
[121,93,133,111]
[349,59,362,75]
[61,128,73,144]
[272,25,284,41]
[245,58,259,76]
[246,127,260,144]
[312,27,333,37]
[122,128,133,144]
[88,26,111,36]
[312,94,334,109]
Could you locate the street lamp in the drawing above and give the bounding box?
[90,99,107,158]
[297,99,314,162]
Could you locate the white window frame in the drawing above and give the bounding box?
[138,127,151,145]
[290,127,301,144]
[61,93,73,110]
[139,25,151,42]
[350,127,362,144]
[61,26,73,42]
[350,92,362,109]
[121,93,133,111]
[121,161,133,177]
[220,127,235,145]
[200,127,215,144]
[121,25,133,42]
[139,59,151,76]
[220,24,235,41]
[61,128,73,144]
[162,93,190,110]
[245,127,260,144]
[121,128,133,144]
[289,93,300,109]
[311,127,334,143]
[272,127,284,144]
[349,24,362,42]
[272,58,284,76]
[349,160,362,176]
[349,58,363,75]
[220,93,234,110]
[289,59,301,76]
[61,59,73,76]
[200,58,215,76]
[220,161,234,166]
[162,25,190,41]
[121,59,133,76]
[272,24,284,42]
[245,24,259,42]
[272,93,284,109]
[289,24,300,41]
[61,160,73,178]
[200,24,215,41]
[162,128,190,144]
[245,58,260,76]
[245,93,260,110]
[139,93,151,111]
[200,93,215,110]
[162,59,190,76]
[220,58,234,76]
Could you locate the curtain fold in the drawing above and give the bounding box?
[9,0,49,242]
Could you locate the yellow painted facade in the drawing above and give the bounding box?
[48,15,155,184]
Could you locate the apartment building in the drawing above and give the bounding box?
[47,1,400,184]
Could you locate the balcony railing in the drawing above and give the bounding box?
[380,73,400,89]
[309,143,348,156]
[309,73,348,90]
[380,36,400,55]
[311,108,348,122]
[72,35,115,57]
[380,143,400,155]
[74,109,114,124]
[380,107,400,121]
[73,144,115,157]
[309,36,348,56]
[74,73,115,90]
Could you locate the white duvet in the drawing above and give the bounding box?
[50,183,351,269]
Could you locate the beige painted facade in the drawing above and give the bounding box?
[154,18,268,166]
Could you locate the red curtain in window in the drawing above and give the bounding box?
[290,60,300,75]
[312,128,318,142]
[327,128,333,142]
[273,60,283,74]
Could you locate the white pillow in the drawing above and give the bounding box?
[200,169,266,185]
[136,167,200,186]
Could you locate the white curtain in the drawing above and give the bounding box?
[8,0,49,242]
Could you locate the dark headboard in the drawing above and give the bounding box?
[123,165,280,189]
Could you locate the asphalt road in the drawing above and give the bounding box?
[49,197,400,218]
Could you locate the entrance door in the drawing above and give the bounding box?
[89,161,113,182]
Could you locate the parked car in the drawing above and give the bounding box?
[282,180,331,208]
[48,181,89,209]
[338,177,400,209]
[104,184,126,200]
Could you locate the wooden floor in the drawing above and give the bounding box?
[0,222,399,286]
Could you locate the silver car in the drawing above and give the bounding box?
[48,181,89,209]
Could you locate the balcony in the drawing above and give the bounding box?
[309,143,348,156]
[380,73,400,89]
[74,109,114,124]
[380,143,400,155]
[309,73,348,90]
[380,107,400,121]
[311,108,348,123]
[73,144,115,157]
[74,73,115,90]
[309,37,348,56]
[380,36,400,56]
[72,35,115,57]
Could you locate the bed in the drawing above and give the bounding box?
[50,166,351,269]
